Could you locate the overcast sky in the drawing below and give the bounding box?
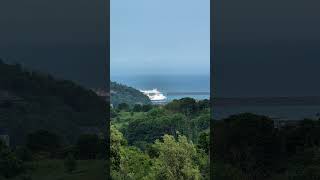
[2,0,320,96]
[0,0,107,88]
[213,0,320,97]
[111,0,210,77]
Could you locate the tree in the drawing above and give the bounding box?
[198,132,209,154]
[64,153,77,172]
[213,113,281,177]
[116,147,152,180]
[132,104,142,112]
[111,126,127,172]
[126,108,193,145]
[118,103,130,111]
[142,104,152,112]
[0,140,24,178]
[76,134,102,159]
[165,98,198,116]
[150,135,201,180]
[15,147,33,161]
[111,106,118,118]
[110,82,151,107]
[26,130,62,154]
[197,99,210,111]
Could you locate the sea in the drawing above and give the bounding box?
[111,74,210,103]
[111,75,320,120]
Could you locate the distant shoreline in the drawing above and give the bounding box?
[213,96,320,106]
[166,92,210,95]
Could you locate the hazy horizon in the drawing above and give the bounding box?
[0,0,107,89]
[213,0,320,97]
[111,0,210,76]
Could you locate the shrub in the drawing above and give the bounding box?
[64,153,77,173]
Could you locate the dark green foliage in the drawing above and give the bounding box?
[126,112,186,144]
[76,134,104,160]
[21,174,33,180]
[111,126,127,172]
[110,82,151,107]
[141,104,152,112]
[15,146,33,161]
[114,146,153,179]
[111,97,210,179]
[110,106,118,118]
[122,102,209,148]
[109,83,209,179]
[193,112,210,131]
[284,119,320,155]
[165,98,196,115]
[0,140,25,178]
[64,153,77,173]
[213,113,281,177]
[146,143,160,158]
[0,61,106,146]
[151,135,202,179]
[117,103,130,111]
[26,130,62,155]
[132,104,142,112]
[111,126,206,180]
[165,97,210,116]
[212,113,320,179]
[198,132,209,154]
[177,97,198,115]
[198,99,210,111]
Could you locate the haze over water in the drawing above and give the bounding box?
[111,74,210,102]
[111,0,210,103]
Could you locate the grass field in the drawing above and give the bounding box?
[11,160,106,180]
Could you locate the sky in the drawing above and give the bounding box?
[2,0,320,96]
[213,0,320,97]
[110,0,210,77]
[0,0,107,88]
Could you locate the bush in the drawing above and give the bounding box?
[110,106,118,118]
[26,130,62,155]
[142,104,152,112]
[15,147,33,161]
[64,153,77,173]
[0,141,25,178]
[76,134,103,159]
[132,104,142,112]
[21,174,32,180]
[117,103,129,111]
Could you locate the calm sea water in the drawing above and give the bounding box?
[111,74,210,102]
[111,75,320,120]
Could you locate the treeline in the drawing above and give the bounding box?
[111,126,208,180]
[110,81,151,107]
[0,59,106,145]
[213,113,320,179]
[0,59,105,113]
[111,98,210,179]
[0,129,106,179]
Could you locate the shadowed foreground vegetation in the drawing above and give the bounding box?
[11,160,105,180]
[0,60,107,179]
[213,113,320,180]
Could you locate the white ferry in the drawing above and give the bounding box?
[140,89,167,101]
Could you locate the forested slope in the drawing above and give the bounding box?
[0,59,107,145]
[110,81,151,107]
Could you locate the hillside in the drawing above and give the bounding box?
[110,81,151,107]
[0,60,107,146]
